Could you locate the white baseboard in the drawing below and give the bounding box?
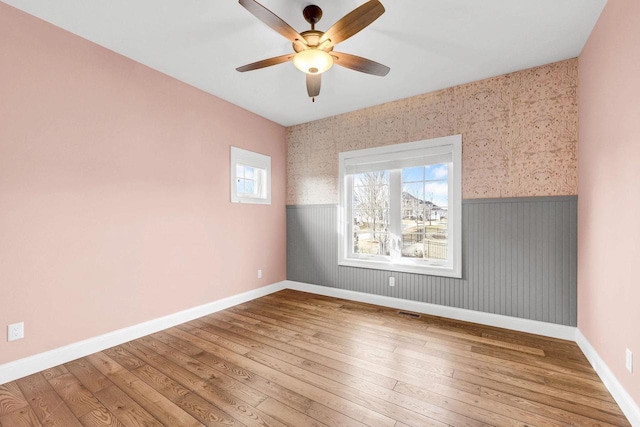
[576,330,640,426]
[0,281,287,385]
[284,280,577,341]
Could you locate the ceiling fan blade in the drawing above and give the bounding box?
[239,0,306,44]
[236,54,294,72]
[306,74,321,98]
[320,0,385,47]
[331,51,390,76]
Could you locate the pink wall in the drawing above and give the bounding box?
[578,0,640,405]
[0,3,286,364]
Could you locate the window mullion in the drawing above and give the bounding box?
[389,169,402,261]
[347,175,354,256]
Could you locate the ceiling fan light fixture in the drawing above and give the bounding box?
[293,49,333,74]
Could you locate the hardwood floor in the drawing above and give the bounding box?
[0,289,631,427]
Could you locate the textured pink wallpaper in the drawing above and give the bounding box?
[287,59,578,205]
[578,0,640,407]
[0,3,286,364]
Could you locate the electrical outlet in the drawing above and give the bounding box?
[389,277,395,287]
[8,322,24,342]
[257,269,263,279]
[626,349,633,373]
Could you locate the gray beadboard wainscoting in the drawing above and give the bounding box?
[287,196,577,326]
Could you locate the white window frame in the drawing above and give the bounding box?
[230,146,271,205]
[338,135,462,278]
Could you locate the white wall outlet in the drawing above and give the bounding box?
[8,322,24,342]
[626,348,633,373]
[389,277,395,287]
[257,269,263,279]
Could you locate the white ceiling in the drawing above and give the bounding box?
[3,0,606,126]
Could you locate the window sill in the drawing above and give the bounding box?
[231,197,271,205]
[339,258,461,278]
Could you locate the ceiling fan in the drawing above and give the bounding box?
[236,0,390,101]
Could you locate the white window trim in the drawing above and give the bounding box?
[338,135,462,278]
[230,146,271,205]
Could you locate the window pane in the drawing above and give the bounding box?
[236,164,245,179]
[425,180,449,208]
[426,164,448,180]
[245,179,255,194]
[245,166,254,179]
[352,171,390,256]
[401,163,449,261]
[402,181,424,201]
[236,178,245,194]
[402,166,424,182]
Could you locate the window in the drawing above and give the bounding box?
[338,135,462,278]
[230,146,271,204]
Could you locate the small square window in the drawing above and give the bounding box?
[230,147,271,204]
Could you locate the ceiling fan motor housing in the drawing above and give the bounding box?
[303,5,323,27]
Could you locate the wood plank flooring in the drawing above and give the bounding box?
[0,289,631,426]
